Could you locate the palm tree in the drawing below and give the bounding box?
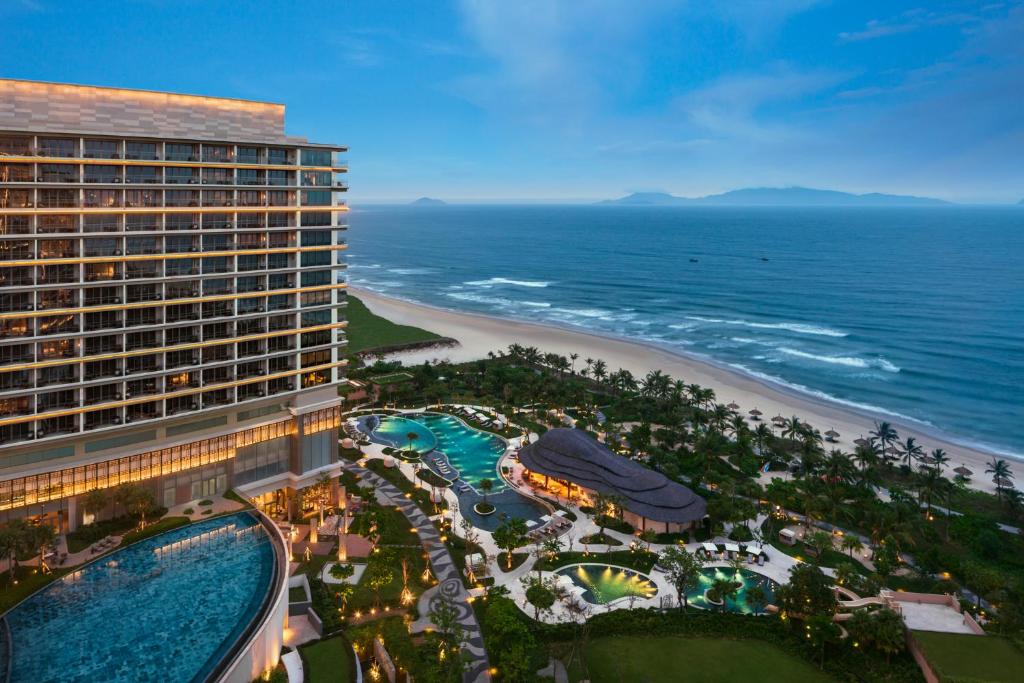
[479,478,494,506]
[985,457,1013,502]
[592,359,608,384]
[708,577,741,611]
[929,448,950,474]
[781,416,804,442]
[569,353,579,375]
[899,437,923,469]
[841,534,863,558]
[871,422,898,454]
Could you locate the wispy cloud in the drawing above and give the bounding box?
[838,6,991,43]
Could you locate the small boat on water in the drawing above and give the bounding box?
[689,258,698,262]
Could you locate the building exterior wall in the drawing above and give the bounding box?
[0,79,348,526]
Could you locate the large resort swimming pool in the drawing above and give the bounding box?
[1,512,277,683]
[362,412,508,491]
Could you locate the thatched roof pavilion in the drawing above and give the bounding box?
[518,428,706,527]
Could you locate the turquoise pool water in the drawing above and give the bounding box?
[557,564,658,605]
[366,413,506,490]
[366,415,438,454]
[3,512,275,683]
[685,567,778,614]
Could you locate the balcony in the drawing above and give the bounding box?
[38,370,77,388]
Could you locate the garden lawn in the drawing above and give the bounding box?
[345,295,441,354]
[912,631,1024,683]
[301,636,355,683]
[568,636,833,683]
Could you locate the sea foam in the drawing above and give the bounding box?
[777,347,900,373]
[464,277,551,288]
[685,316,847,338]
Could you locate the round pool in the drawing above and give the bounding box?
[685,567,778,614]
[557,564,658,605]
[2,512,276,683]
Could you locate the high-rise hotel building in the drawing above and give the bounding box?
[0,79,347,529]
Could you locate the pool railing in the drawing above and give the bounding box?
[207,509,289,683]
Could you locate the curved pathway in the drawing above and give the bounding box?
[345,462,491,683]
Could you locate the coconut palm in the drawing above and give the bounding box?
[985,457,1013,502]
[405,431,421,452]
[899,437,923,469]
[929,448,950,474]
[841,534,863,558]
[871,422,899,457]
[781,416,804,442]
[479,478,494,506]
[708,577,741,611]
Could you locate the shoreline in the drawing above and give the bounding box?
[351,287,1018,495]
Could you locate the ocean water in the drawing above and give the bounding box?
[346,205,1024,459]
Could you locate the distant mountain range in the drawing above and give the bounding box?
[600,187,951,207]
[410,197,447,206]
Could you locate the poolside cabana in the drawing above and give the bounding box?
[519,428,707,533]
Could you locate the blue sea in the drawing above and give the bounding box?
[346,205,1024,459]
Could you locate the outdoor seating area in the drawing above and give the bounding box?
[426,453,457,480]
[526,515,572,542]
[90,536,119,554]
[700,541,768,566]
[448,405,504,429]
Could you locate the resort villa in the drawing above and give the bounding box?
[518,427,707,533]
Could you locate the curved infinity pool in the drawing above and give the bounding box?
[3,512,275,683]
[685,567,778,614]
[557,564,658,605]
[366,413,507,490]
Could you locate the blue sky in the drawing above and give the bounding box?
[2,0,1022,203]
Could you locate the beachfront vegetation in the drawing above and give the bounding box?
[344,294,442,355]
[346,342,1024,651]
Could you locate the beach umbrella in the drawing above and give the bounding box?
[995,477,1014,488]
[953,466,973,477]
[727,402,740,411]
[824,429,840,441]
[853,438,868,447]
[772,414,786,424]
[748,408,762,420]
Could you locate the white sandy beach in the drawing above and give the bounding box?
[353,287,1017,495]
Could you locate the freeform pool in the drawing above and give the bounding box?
[557,564,658,605]
[685,567,778,614]
[3,512,275,683]
[364,414,438,454]
[367,413,507,491]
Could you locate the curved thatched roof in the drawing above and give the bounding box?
[519,428,706,524]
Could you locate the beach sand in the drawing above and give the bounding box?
[352,287,1016,495]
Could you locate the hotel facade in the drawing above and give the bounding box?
[0,79,348,530]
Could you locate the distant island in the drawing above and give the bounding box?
[410,197,447,206]
[600,187,951,207]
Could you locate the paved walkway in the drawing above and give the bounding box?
[345,461,491,683]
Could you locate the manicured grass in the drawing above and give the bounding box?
[0,565,70,613]
[289,586,308,603]
[348,546,429,612]
[568,636,834,683]
[913,631,1024,683]
[120,516,190,545]
[345,295,441,354]
[300,635,355,683]
[580,533,623,546]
